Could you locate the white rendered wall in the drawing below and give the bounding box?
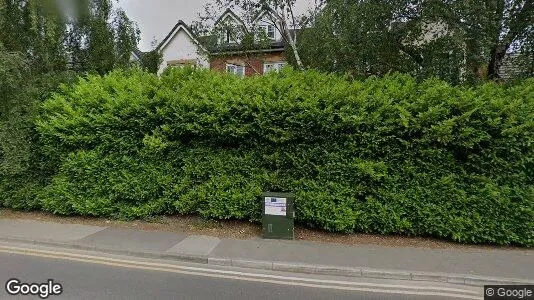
[158,29,209,75]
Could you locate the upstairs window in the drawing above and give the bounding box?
[226,64,245,77]
[221,29,235,44]
[258,24,276,40]
[267,25,276,39]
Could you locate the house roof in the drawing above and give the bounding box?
[214,8,246,28]
[132,48,146,59]
[209,28,301,55]
[209,40,286,55]
[130,48,147,63]
[153,10,299,57]
[252,9,273,23]
[157,20,207,52]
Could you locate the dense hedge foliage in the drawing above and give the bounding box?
[6,68,534,246]
[0,52,78,211]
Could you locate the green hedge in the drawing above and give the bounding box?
[29,68,534,246]
[0,71,78,211]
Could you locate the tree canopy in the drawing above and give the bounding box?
[298,0,533,83]
[0,0,140,75]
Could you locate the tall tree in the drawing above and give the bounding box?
[427,0,533,79]
[64,0,139,74]
[299,0,533,82]
[0,0,28,52]
[0,0,67,73]
[86,0,115,74]
[0,43,29,177]
[139,39,163,74]
[1,0,139,75]
[113,8,140,69]
[0,43,28,118]
[298,0,469,82]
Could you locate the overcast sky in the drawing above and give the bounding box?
[115,0,314,51]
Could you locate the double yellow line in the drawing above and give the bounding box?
[0,245,482,299]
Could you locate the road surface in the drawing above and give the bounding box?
[0,244,482,300]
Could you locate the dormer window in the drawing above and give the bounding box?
[226,29,232,43]
[221,28,236,44]
[267,25,275,39]
[258,24,276,40]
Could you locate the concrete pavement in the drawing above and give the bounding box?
[0,219,532,286]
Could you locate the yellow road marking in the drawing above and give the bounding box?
[0,245,482,299]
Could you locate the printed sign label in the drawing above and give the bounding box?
[265,197,287,216]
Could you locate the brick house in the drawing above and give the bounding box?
[150,8,289,76]
[210,50,286,77]
[208,9,288,77]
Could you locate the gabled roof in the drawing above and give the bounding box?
[209,28,301,55]
[152,11,297,56]
[157,20,207,52]
[130,48,147,63]
[214,8,246,28]
[209,40,286,55]
[252,10,273,24]
[132,48,146,59]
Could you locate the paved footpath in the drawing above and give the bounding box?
[0,219,532,286]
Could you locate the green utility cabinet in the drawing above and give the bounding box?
[261,192,295,240]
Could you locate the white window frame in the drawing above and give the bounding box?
[258,24,276,40]
[226,64,246,77]
[267,25,276,39]
[220,29,236,45]
[263,62,286,74]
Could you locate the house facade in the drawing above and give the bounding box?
[210,51,287,77]
[153,9,288,76]
[154,20,209,75]
[208,9,288,77]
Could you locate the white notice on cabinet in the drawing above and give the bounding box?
[265,197,287,216]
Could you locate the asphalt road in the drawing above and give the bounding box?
[0,251,480,300]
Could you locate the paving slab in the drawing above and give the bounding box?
[1,219,532,283]
[77,227,187,252]
[210,238,534,280]
[0,219,105,242]
[166,235,220,255]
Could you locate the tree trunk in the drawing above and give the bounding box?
[280,22,303,70]
[287,36,304,70]
[487,44,507,80]
[277,8,305,70]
